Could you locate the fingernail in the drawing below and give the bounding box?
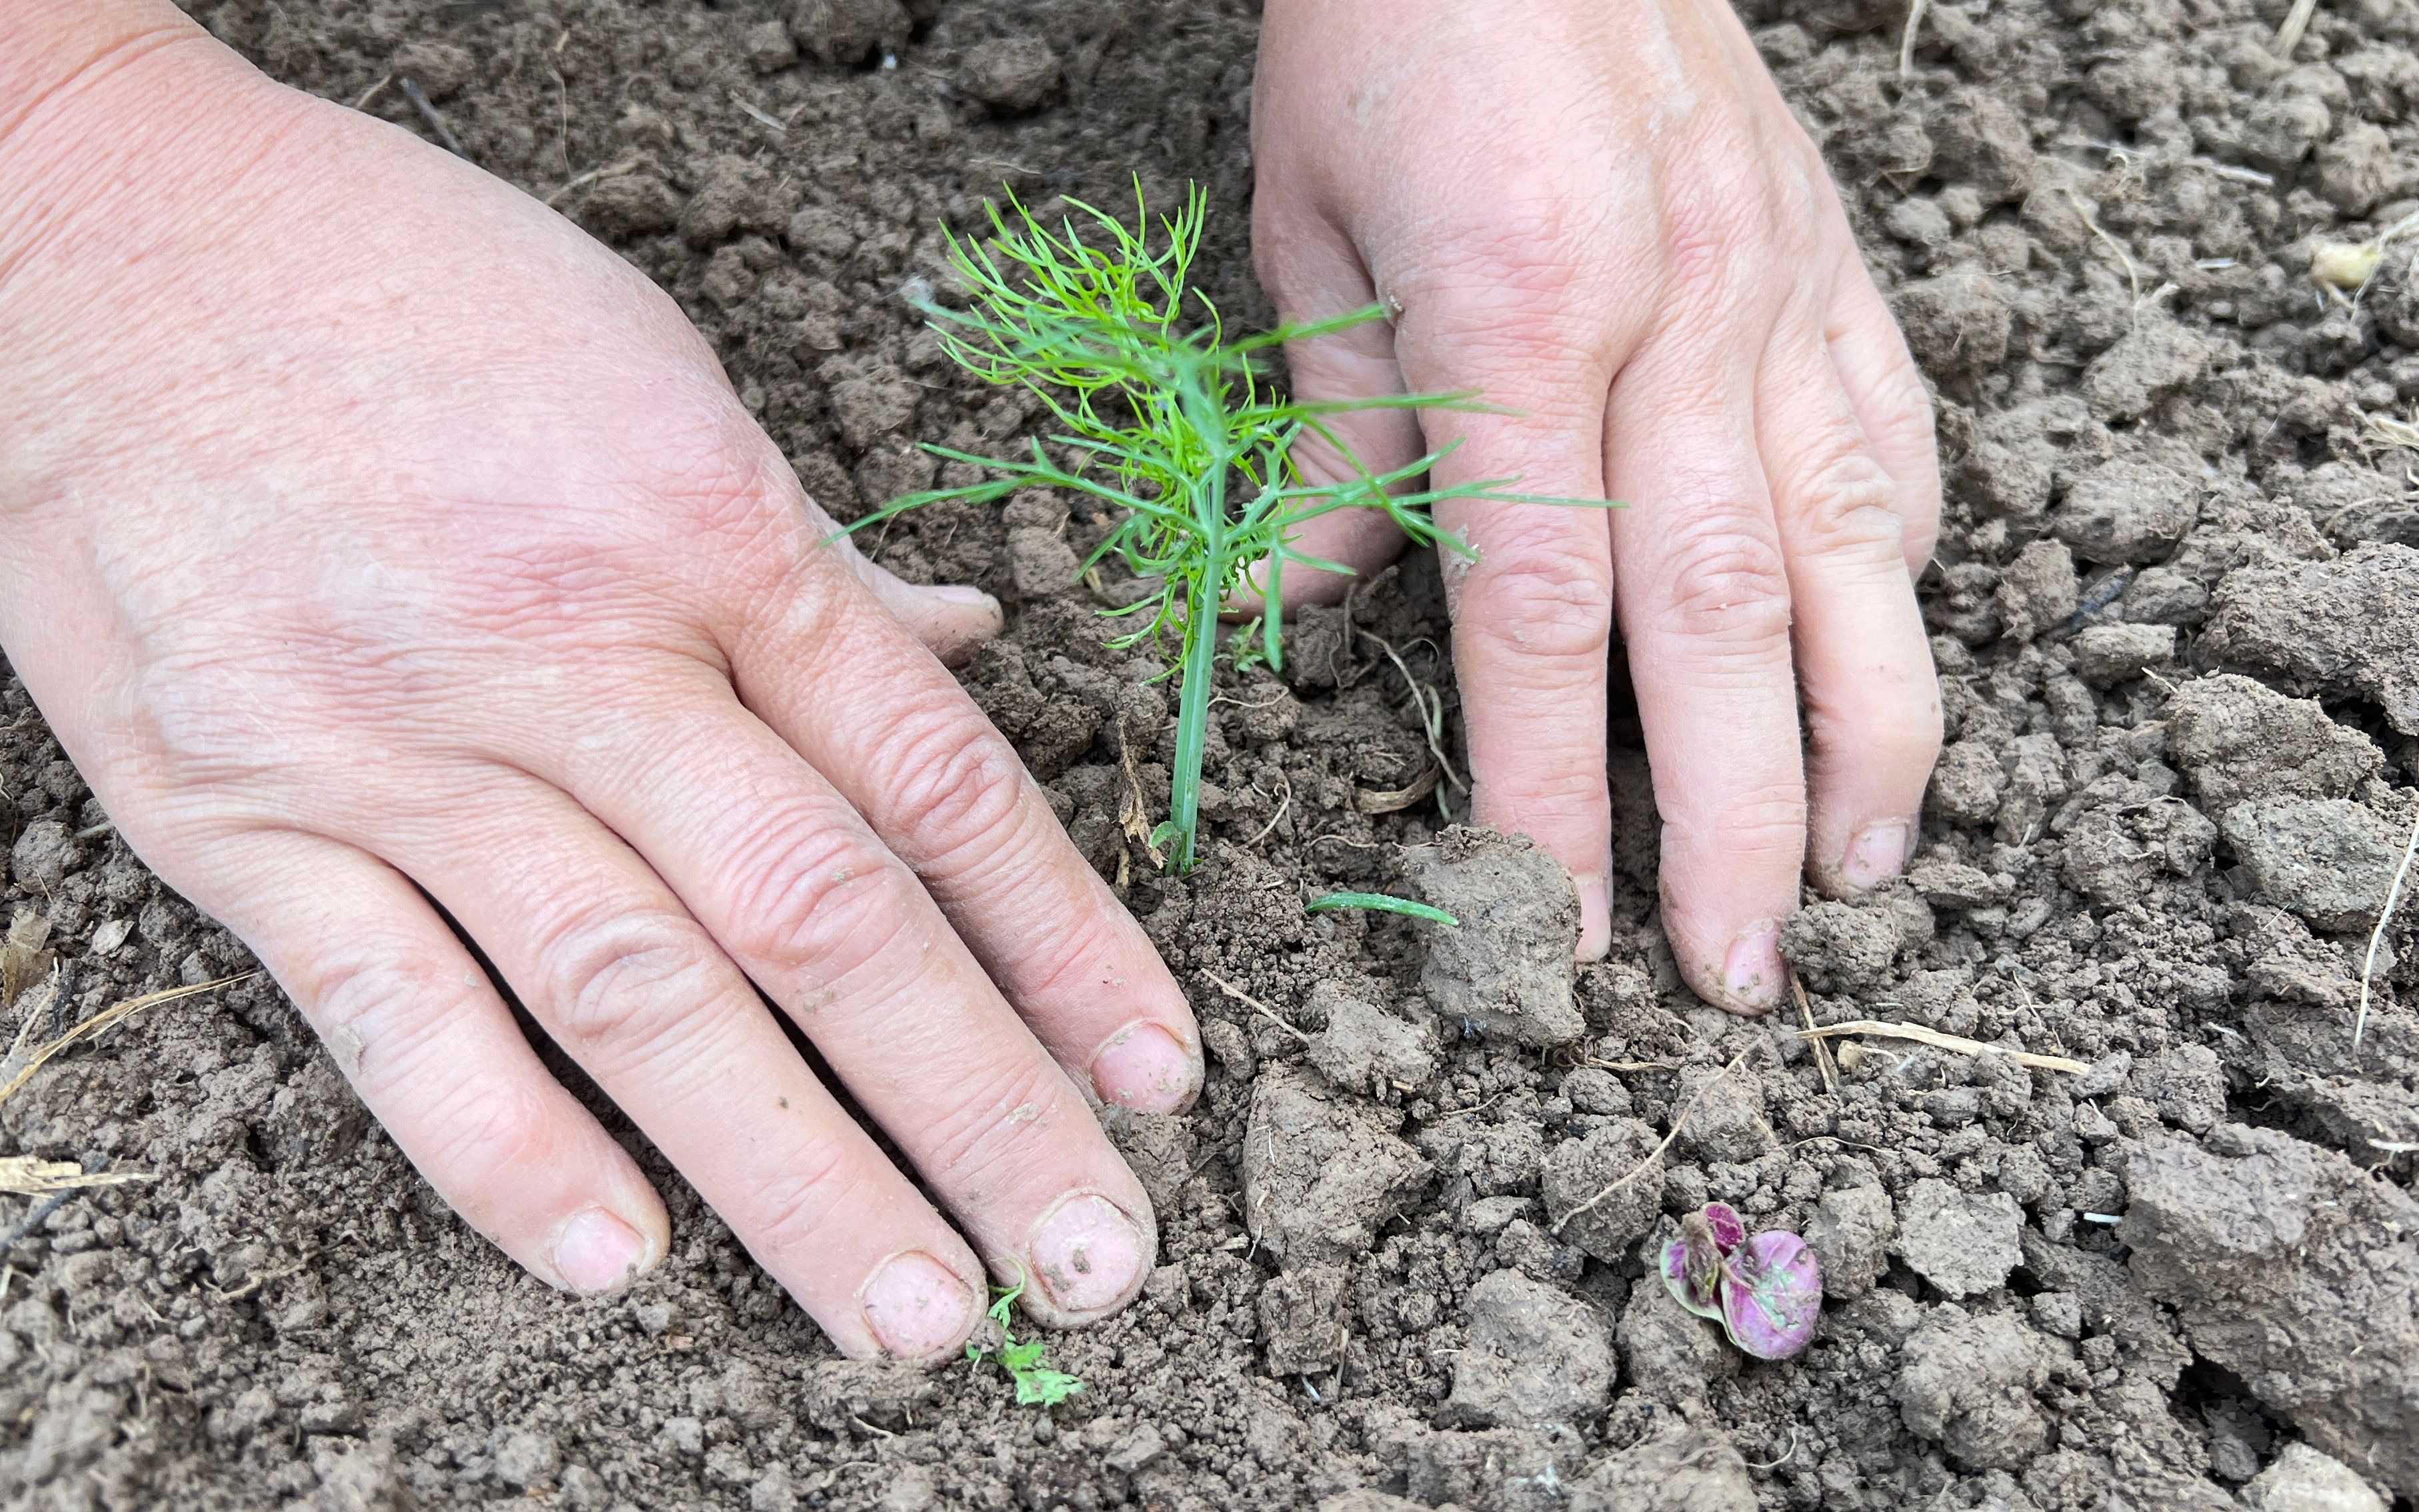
[1574,855,1614,963]
[1091,1023,1196,1113]
[1029,1193,1146,1314]
[1721,921,1784,1015]
[1841,821,1911,892]
[918,583,997,608]
[860,1251,978,1359]
[552,1207,647,1293]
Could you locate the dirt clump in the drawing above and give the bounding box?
[2169,673,2384,806]
[1894,1307,2069,1471]
[2204,543,2419,733]
[2122,1127,2419,1493]
[1408,827,1582,1047]
[1893,1177,2024,1298]
[1439,1269,1614,1431]
[2218,796,2409,930]
[1241,1065,1431,1266]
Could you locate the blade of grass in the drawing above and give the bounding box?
[1306,892,1459,927]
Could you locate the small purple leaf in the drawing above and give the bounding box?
[1702,1201,1747,1255]
[1661,1211,1727,1320]
[1717,1230,1824,1360]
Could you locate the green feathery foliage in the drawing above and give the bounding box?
[850,182,1566,873]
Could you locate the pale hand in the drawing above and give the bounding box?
[1254,0,1945,1010]
[0,3,1200,1357]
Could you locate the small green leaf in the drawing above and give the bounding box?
[1015,1369,1086,1407]
[1000,1339,1046,1371]
[1306,892,1459,927]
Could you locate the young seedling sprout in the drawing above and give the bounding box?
[849,183,1576,873]
[1662,1201,1823,1360]
[967,1279,1084,1407]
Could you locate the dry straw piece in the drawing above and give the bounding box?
[1790,1019,2088,1075]
[0,973,257,1197]
[2355,806,2419,1050]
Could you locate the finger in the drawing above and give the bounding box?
[197,829,669,1294]
[1385,289,1621,959]
[549,660,1163,1326]
[1604,337,1805,1015]
[738,554,1201,1121]
[1757,326,1942,899]
[822,525,1002,668]
[383,779,995,1359]
[1236,207,1417,613]
[1825,259,1942,576]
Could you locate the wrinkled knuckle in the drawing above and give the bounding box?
[883,709,1029,871]
[1659,164,1766,301]
[721,825,919,991]
[1672,781,1809,863]
[739,1143,868,1259]
[425,1074,555,1186]
[915,1057,1075,1183]
[1808,689,1944,771]
[301,951,456,1095]
[541,909,721,1060]
[1868,357,1936,437]
[1656,511,1792,648]
[1463,530,1614,666]
[1788,435,1908,561]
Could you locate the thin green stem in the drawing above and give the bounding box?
[1168,565,1219,873]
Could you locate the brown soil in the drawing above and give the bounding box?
[6,0,2418,1508]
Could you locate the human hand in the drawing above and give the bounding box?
[0,3,1197,1356]
[1251,0,1943,1010]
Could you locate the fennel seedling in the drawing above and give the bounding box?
[852,184,1566,873]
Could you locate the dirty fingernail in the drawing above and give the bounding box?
[1841,821,1910,892]
[1091,1023,1196,1114]
[1722,921,1784,1015]
[1029,1194,1146,1313]
[1575,855,1614,963]
[860,1251,978,1359]
[553,1207,647,1293]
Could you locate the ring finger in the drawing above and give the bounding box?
[377,773,996,1361]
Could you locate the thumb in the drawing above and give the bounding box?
[805,492,1003,668]
[1233,215,1419,616]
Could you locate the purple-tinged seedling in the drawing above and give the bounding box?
[1660,1201,1823,1361]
